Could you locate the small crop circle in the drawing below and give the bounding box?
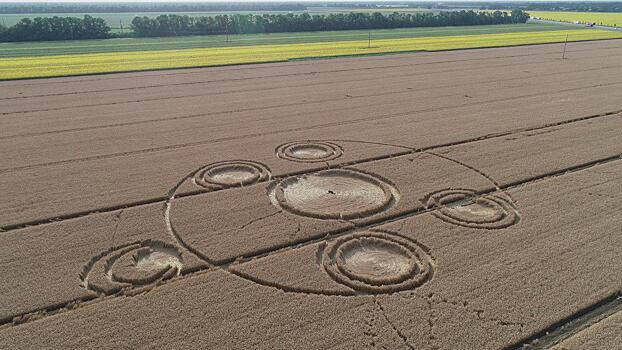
[194,161,270,190]
[425,189,519,229]
[277,141,343,162]
[322,232,433,293]
[80,240,182,295]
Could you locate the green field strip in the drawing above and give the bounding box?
[0,24,579,58]
[1,29,620,80]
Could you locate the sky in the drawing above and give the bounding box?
[0,0,450,2]
[0,0,611,3]
[0,0,564,3]
[0,0,428,3]
[1,0,429,2]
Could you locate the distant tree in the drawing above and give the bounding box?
[511,10,530,24]
[131,16,160,37]
[82,15,110,39]
[0,23,6,41]
[0,15,110,42]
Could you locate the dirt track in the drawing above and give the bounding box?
[1,40,621,349]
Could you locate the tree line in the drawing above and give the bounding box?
[0,10,529,42]
[131,10,529,37]
[0,15,110,42]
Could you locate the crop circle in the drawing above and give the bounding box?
[81,240,182,295]
[271,169,398,220]
[277,141,343,162]
[425,189,519,229]
[194,161,270,190]
[322,232,433,293]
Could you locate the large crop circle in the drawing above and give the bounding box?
[271,169,398,220]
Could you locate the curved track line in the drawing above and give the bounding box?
[1,153,621,330]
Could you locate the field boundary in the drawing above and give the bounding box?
[2,36,621,82]
[506,291,622,349]
[288,36,622,62]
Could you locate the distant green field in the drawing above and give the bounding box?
[0,23,582,58]
[2,27,621,80]
[0,8,433,32]
[528,11,622,27]
[305,7,432,14]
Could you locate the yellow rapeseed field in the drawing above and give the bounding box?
[2,29,621,80]
[528,11,622,27]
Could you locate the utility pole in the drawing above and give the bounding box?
[562,34,568,59]
[120,19,123,34]
[368,31,371,49]
[225,19,229,43]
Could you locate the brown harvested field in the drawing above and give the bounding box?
[0,39,621,349]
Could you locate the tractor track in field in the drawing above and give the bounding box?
[2,52,620,116]
[2,62,621,141]
[1,108,620,233]
[2,50,618,102]
[1,80,621,176]
[506,291,622,349]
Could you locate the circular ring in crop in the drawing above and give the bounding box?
[270,169,398,220]
[322,231,433,293]
[277,141,343,162]
[194,160,270,190]
[80,240,182,295]
[424,189,519,229]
